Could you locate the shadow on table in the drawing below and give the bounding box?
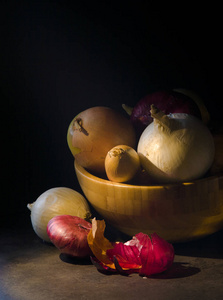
[149,262,200,279]
[173,229,223,259]
[59,253,92,265]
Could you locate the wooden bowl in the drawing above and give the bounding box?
[75,161,223,243]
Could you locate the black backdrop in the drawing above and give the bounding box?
[1,1,221,226]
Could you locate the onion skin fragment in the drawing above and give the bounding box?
[137,233,174,277]
[87,218,174,277]
[47,215,92,258]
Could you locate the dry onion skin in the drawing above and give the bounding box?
[67,106,136,175]
[105,145,141,183]
[27,187,91,242]
[137,105,215,183]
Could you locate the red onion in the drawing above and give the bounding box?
[47,215,92,258]
[127,90,202,137]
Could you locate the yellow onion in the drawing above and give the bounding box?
[27,187,91,242]
[67,106,136,175]
[105,145,140,183]
[137,105,215,183]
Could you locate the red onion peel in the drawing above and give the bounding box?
[87,218,174,277]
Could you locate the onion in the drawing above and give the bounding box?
[67,106,136,175]
[47,215,92,258]
[123,90,206,138]
[27,187,91,242]
[105,145,141,183]
[137,105,215,183]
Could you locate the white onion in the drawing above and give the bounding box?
[27,187,91,242]
[137,105,215,183]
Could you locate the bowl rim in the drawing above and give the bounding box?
[74,160,223,189]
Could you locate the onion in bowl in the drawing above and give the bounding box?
[137,105,215,183]
[105,145,141,183]
[67,106,136,175]
[123,90,209,138]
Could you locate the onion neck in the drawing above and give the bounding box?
[150,104,176,133]
[108,147,125,158]
[27,203,33,211]
[73,118,89,136]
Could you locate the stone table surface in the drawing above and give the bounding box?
[1,215,223,300]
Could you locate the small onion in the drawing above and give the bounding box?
[67,106,136,175]
[27,187,91,242]
[105,145,141,183]
[137,105,215,183]
[47,215,92,258]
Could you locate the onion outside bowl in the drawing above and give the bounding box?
[74,161,223,243]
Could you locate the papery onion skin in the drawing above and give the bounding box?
[88,219,174,277]
[105,145,141,183]
[129,90,203,137]
[107,233,174,277]
[27,187,91,242]
[67,106,136,175]
[137,107,215,183]
[106,240,141,270]
[47,215,92,258]
[137,233,174,277]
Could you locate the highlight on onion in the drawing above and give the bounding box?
[27,187,91,242]
[123,89,208,138]
[137,105,215,183]
[67,106,136,175]
[47,215,92,258]
[105,145,141,183]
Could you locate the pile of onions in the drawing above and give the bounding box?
[137,105,215,183]
[105,145,140,183]
[47,215,92,258]
[67,106,136,175]
[27,187,91,242]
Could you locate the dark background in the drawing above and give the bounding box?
[1,1,221,226]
